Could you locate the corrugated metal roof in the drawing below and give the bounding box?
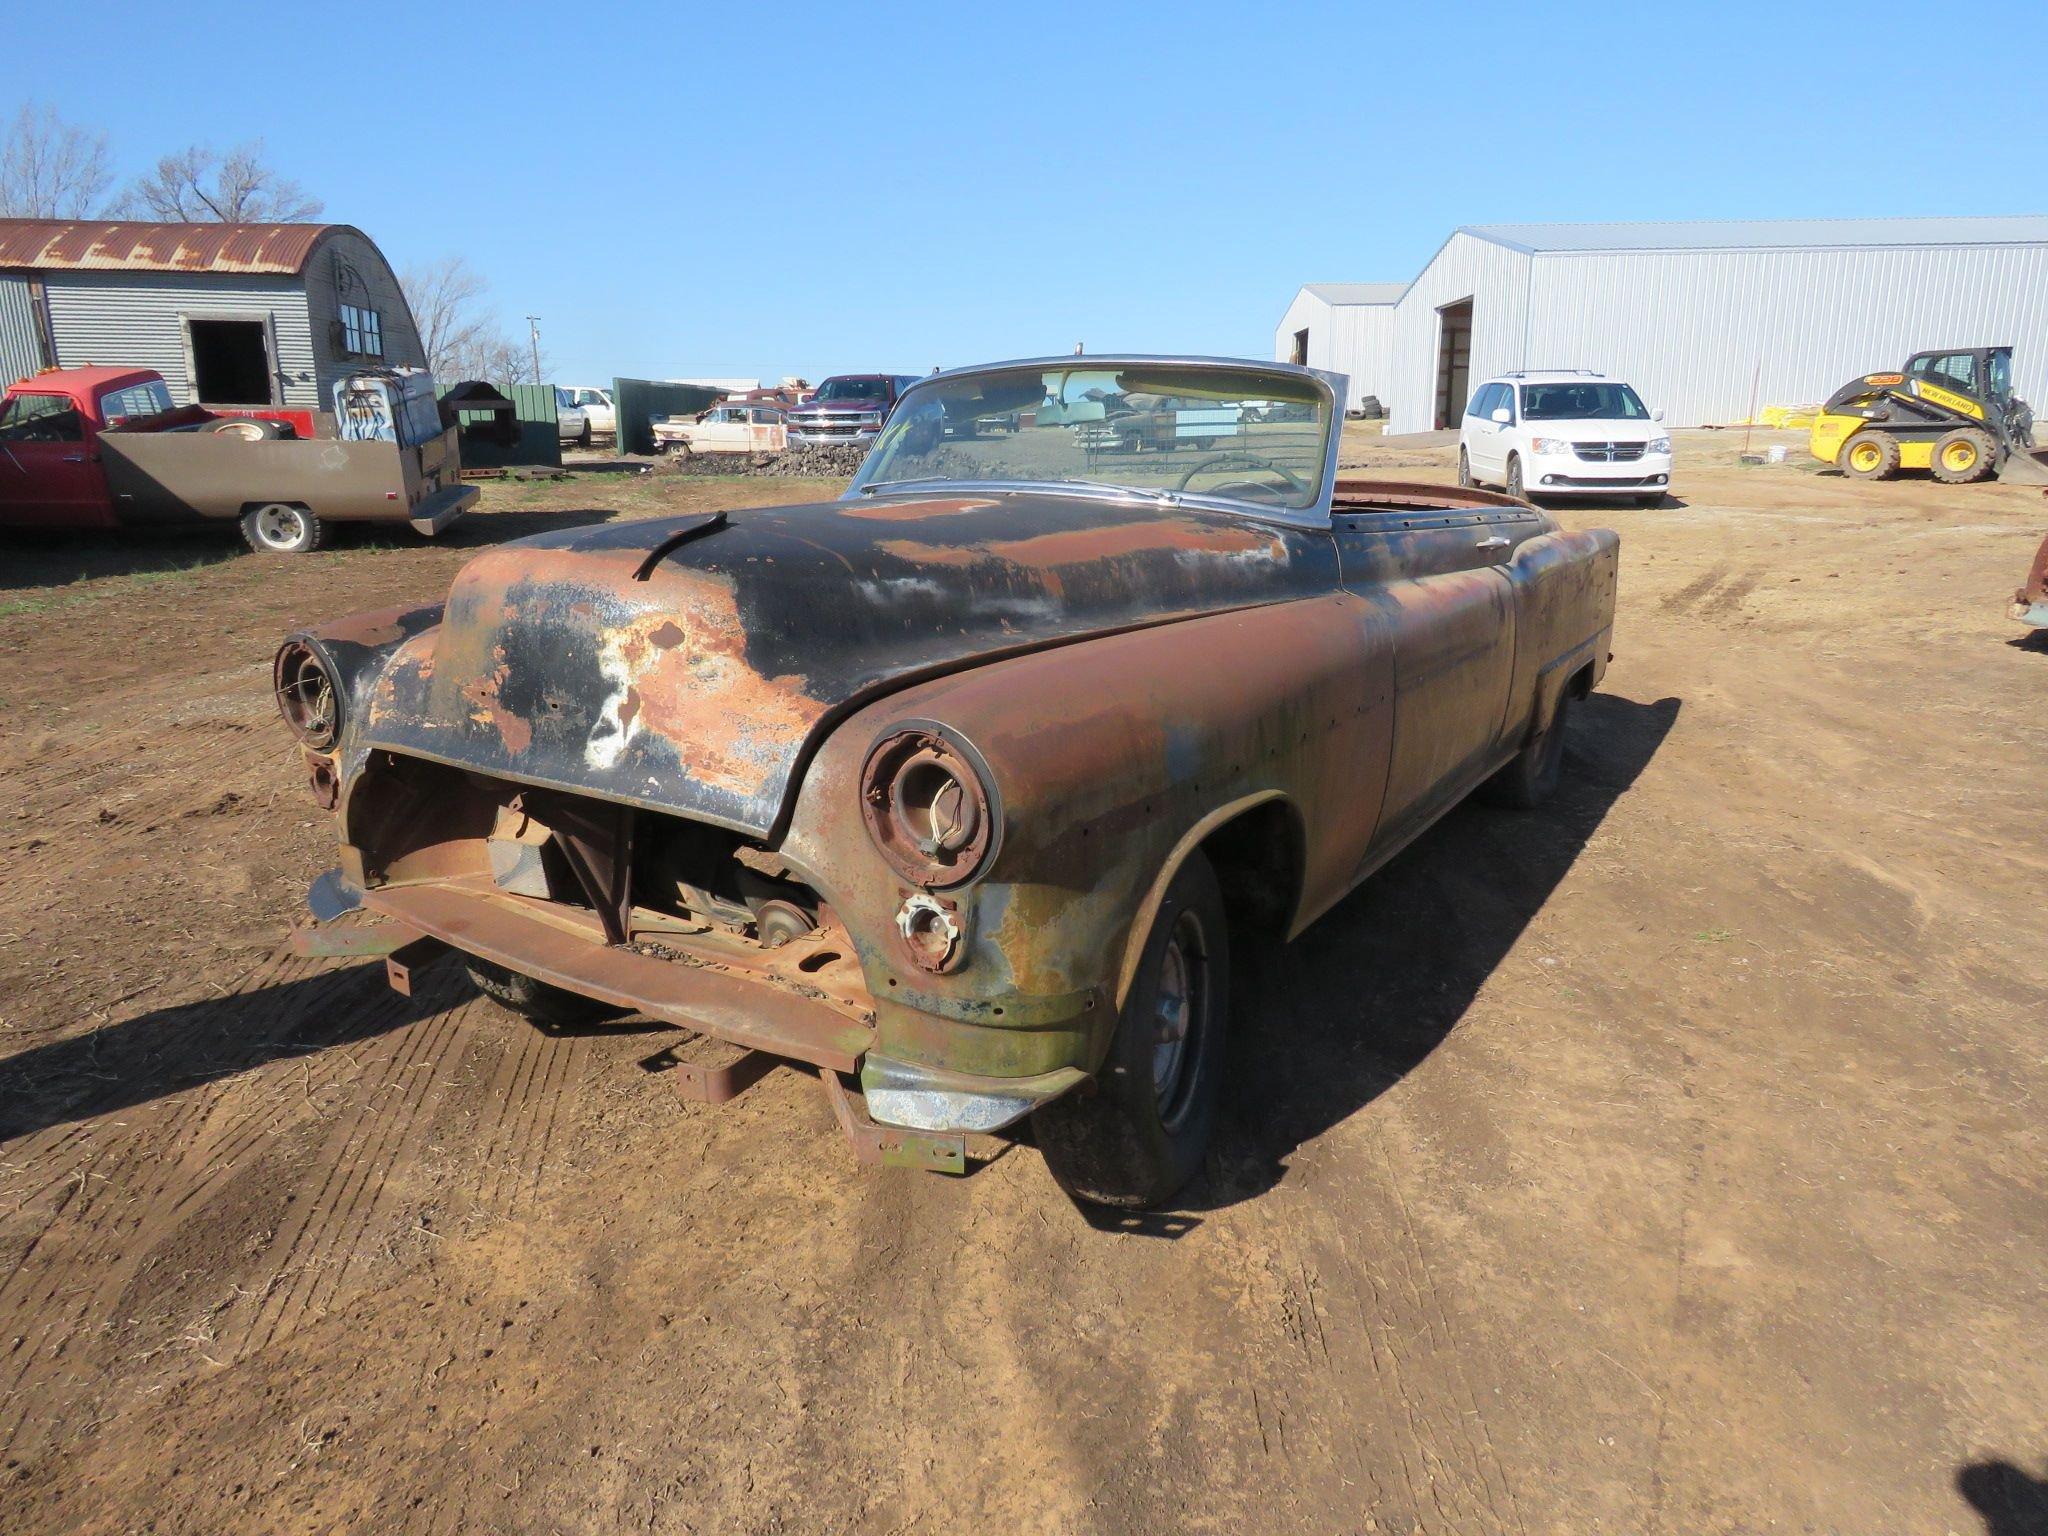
[0,219,342,275]
[1463,215,2048,254]
[1303,281,1407,305]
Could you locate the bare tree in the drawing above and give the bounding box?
[123,140,323,223]
[399,256,543,384]
[0,104,113,218]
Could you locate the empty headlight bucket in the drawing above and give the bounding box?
[273,638,342,751]
[859,724,1000,889]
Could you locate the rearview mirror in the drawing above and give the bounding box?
[1653,408,1665,422]
[1490,407,1511,424]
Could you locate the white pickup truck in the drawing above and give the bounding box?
[560,386,615,438]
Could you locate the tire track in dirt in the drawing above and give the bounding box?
[0,949,505,1462]
[0,950,365,1456]
[236,987,480,1353]
[1232,1138,1531,1536]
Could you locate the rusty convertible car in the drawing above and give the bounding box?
[274,356,1618,1207]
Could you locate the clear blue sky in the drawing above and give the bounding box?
[8,3,2042,384]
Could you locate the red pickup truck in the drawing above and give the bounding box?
[0,365,475,553]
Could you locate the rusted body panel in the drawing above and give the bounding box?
[278,355,1621,1164]
[354,495,1339,837]
[2013,526,2048,628]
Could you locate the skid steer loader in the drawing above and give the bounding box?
[1809,346,2048,485]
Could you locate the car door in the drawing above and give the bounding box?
[1464,383,1502,479]
[696,409,748,453]
[1334,499,1536,857]
[0,391,108,528]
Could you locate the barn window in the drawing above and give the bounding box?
[340,304,384,358]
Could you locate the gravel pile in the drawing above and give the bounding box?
[659,444,869,479]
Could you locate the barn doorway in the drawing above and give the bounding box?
[1291,328,1309,366]
[1433,298,1472,430]
[185,316,276,406]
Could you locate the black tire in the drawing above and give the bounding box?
[1035,852,1230,1208]
[239,502,323,554]
[1839,430,1900,481]
[576,421,592,448]
[1457,446,1475,488]
[1931,427,1996,485]
[1480,687,1572,808]
[1505,454,1526,500]
[466,959,629,1027]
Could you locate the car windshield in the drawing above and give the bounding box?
[848,362,1332,511]
[1521,381,1649,420]
[813,378,888,403]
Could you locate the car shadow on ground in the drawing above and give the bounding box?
[0,958,468,1145]
[1171,690,1682,1214]
[0,509,626,591]
[1956,1458,2048,1535]
[0,527,241,591]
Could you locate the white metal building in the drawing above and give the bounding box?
[1276,216,2048,433]
[1274,283,1405,414]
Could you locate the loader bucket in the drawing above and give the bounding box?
[1997,447,2048,485]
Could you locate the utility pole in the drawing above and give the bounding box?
[525,315,542,385]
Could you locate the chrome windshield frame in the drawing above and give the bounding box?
[842,355,1349,528]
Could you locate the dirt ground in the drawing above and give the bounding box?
[2,435,2045,1536]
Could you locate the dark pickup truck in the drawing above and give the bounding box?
[0,365,475,553]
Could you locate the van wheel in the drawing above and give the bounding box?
[1034,852,1230,1209]
[240,503,323,554]
[1457,447,1475,488]
[1481,688,1572,808]
[466,959,629,1027]
[1505,454,1526,500]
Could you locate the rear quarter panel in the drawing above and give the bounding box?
[1502,525,1620,743]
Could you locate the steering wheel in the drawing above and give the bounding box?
[1172,450,1308,497]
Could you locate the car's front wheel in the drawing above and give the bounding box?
[1035,852,1230,1209]
[1457,446,1475,488]
[466,959,629,1028]
[1505,453,1526,500]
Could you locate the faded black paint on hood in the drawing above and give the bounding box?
[356,491,1338,836]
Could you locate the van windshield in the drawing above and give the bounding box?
[1522,382,1649,420]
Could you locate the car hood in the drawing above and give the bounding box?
[357,492,1332,836]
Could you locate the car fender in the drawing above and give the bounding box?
[779,594,1393,1079]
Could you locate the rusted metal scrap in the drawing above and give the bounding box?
[271,355,1620,1208]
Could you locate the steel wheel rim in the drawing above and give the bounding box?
[1151,910,1209,1125]
[257,506,304,547]
[1945,442,1974,470]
